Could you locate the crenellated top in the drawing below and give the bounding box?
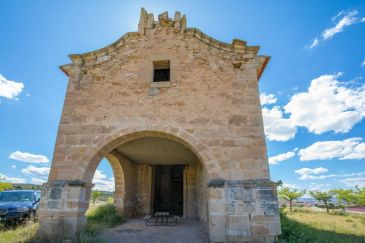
[60,8,270,80]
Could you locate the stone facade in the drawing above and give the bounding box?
[38,8,280,242]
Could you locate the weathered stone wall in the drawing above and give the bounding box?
[37,181,92,240]
[52,11,270,183]
[208,180,280,242]
[135,164,152,216]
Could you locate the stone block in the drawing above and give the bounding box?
[226,215,251,237]
[209,188,224,199]
[209,200,226,214]
[209,215,226,242]
[50,188,62,200]
[225,187,253,202]
[251,224,269,237]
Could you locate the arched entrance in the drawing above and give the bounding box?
[91,131,208,221]
[38,129,209,240]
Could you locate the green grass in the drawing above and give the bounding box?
[279,207,365,243]
[0,203,124,243]
[85,203,125,234]
[0,223,38,243]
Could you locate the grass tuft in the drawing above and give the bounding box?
[0,222,38,243]
[85,203,125,233]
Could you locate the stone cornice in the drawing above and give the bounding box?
[60,8,270,81]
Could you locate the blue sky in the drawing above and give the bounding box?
[1,1,364,192]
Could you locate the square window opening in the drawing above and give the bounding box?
[153,60,170,82]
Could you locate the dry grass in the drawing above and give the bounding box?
[280,207,365,242]
[0,223,38,243]
[289,207,365,237]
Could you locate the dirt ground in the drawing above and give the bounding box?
[101,218,209,243]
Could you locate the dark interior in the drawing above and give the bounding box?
[153,165,184,216]
[153,68,170,82]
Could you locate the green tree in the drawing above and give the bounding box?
[0,182,13,192]
[309,190,335,214]
[354,186,365,206]
[333,188,356,205]
[91,190,103,205]
[278,187,306,213]
[276,180,283,187]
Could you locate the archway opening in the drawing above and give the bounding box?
[85,133,208,222]
[90,158,117,206]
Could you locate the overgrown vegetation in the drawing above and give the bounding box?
[85,203,125,233]
[278,207,365,243]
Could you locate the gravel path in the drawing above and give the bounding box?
[101,218,209,243]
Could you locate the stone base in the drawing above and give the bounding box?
[37,179,280,242]
[207,179,281,242]
[36,180,92,241]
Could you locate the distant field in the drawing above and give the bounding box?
[279,207,365,242]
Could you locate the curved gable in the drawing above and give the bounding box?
[60,8,269,81]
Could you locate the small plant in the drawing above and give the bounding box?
[85,203,125,233]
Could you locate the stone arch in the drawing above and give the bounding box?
[103,153,125,213]
[74,125,211,219]
[77,125,211,183]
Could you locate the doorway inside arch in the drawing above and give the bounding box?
[111,135,208,221]
[152,165,185,216]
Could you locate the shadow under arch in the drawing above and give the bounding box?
[78,126,211,183]
[78,126,210,220]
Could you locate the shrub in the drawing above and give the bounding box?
[85,203,125,233]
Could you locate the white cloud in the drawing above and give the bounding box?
[94,169,107,180]
[308,10,365,48]
[0,172,26,184]
[295,167,329,175]
[11,165,16,169]
[285,73,365,135]
[295,168,365,181]
[269,150,296,165]
[22,165,50,176]
[295,167,329,180]
[260,93,277,105]
[323,11,358,40]
[9,151,49,163]
[262,73,365,141]
[340,177,365,187]
[299,137,365,161]
[262,106,297,141]
[282,183,300,189]
[31,177,46,185]
[361,59,365,67]
[92,169,115,192]
[309,38,319,48]
[0,74,24,100]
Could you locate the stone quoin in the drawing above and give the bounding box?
[37,8,281,242]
